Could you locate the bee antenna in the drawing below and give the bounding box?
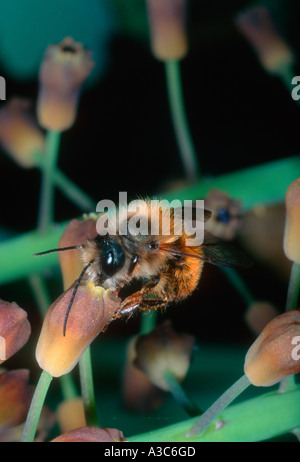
[33,245,82,257]
[63,260,94,337]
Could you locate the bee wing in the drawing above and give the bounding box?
[200,240,252,269]
[160,238,252,269]
[172,204,211,223]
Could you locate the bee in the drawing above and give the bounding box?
[35,199,250,335]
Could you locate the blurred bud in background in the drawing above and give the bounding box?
[146,0,188,61]
[0,98,45,168]
[235,7,295,76]
[37,37,94,132]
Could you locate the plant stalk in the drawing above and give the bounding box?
[21,370,53,442]
[165,60,200,182]
[79,346,99,427]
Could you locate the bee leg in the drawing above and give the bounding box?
[115,276,165,319]
[117,296,168,320]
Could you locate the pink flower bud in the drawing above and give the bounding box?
[56,397,86,434]
[284,178,300,264]
[122,336,165,413]
[146,0,188,61]
[236,7,295,75]
[0,98,45,168]
[134,320,195,391]
[0,370,33,429]
[0,300,31,364]
[58,216,98,290]
[245,301,279,336]
[36,283,121,377]
[244,309,300,386]
[37,37,94,132]
[51,426,127,442]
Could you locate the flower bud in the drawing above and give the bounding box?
[37,37,94,132]
[204,189,242,241]
[122,336,165,413]
[58,216,98,290]
[284,178,300,264]
[146,0,188,61]
[235,7,295,75]
[134,320,195,391]
[51,426,127,442]
[245,301,279,336]
[36,283,121,377]
[56,397,86,434]
[0,369,33,429]
[0,98,45,168]
[244,309,300,386]
[0,300,31,364]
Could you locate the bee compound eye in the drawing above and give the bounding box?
[101,242,125,277]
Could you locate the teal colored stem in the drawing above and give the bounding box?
[163,370,202,418]
[185,374,250,438]
[28,274,52,317]
[79,347,99,427]
[285,262,300,312]
[140,311,157,335]
[221,267,255,306]
[59,373,78,400]
[165,60,200,182]
[21,370,53,442]
[38,131,61,233]
[53,169,96,212]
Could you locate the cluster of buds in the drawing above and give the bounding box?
[235,7,295,76]
[0,300,54,441]
[244,177,300,386]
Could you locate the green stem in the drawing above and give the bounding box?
[129,386,300,442]
[21,370,53,442]
[285,262,300,312]
[165,60,200,182]
[28,274,52,317]
[53,169,96,212]
[163,370,202,417]
[37,131,61,233]
[79,346,99,427]
[221,267,255,306]
[140,311,157,335]
[185,374,250,437]
[59,373,78,400]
